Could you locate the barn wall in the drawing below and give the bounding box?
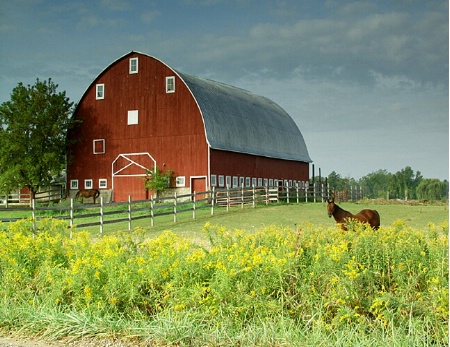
[67,53,209,201]
[210,149,309,185]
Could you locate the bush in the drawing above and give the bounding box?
[0,218,448,346]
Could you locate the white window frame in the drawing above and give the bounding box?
[96,83,105,100]
[232,176,238,188]
[218,175,225,187]
[70,179,79,189]
[226,176,231,188]
[245,177,251,187]
[239,177,245,187]
[166,76,175,93]
[128,110,138,125]
[176,176,185,187]
[84,179,93,189]
[93,139,105,154]
[99,179,107,189]
[129,57,138,74]
[210,174,217,187]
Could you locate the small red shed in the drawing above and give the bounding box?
[67,51,312,202]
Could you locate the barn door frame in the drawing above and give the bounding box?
[111,152,156,201]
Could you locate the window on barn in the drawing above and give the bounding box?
[99,179,107,189]
[84,179,93,189]
[166,76,175,93]
[96,84,104,100]
[130,58,138,74]
[232,176,238,188]
[210,174,217,187]
[176,176,185,187]
[70,180,79,189]
[218,175,225,187]
[239,177,244,187]
[128,110,138,125]
[226,176,231,188]
[93,139,105,154]
[245,177,251,187]
[264,178,268,187]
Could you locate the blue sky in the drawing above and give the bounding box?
[1,0,448,180]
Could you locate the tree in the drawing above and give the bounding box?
[360,169,392,199]
[0,79,76,201]
[416,179,449,201]
[389,166,422,199]
[144,166,174,198]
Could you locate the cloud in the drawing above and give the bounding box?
[140,10,162,24]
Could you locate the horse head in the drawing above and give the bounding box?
[326,198,335,218]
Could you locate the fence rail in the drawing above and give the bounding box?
[0,183,363,233]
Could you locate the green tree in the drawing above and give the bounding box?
[360,169,392,199]
[416,179,449,201]
[389,166,422,200]
[144,166,174,198]
[0,79,76,201]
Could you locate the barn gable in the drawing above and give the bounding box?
[177,71,312,163]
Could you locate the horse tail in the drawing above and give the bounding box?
[95,189,100,199]
[75,191,80,199]
[374,210,381,229]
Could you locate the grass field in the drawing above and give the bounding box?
[0,201,448,346]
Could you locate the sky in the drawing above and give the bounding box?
[1,0,448,180]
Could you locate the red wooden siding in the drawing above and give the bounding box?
[67,53,209,201]
[210,149,309,183]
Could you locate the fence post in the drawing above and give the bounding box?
[226,185,230,212]
[241,183,244,209]
[70,198,74,230]
[128,196,132,231]
[252,185,256,208]
[174,192,177,223]
[286,184,290,204]
[193,192,196,219]
[305,182,309,203]
[150,196,154,227]
[31,199,36,233]
[265,185,269,205]
[313,182,317,203]
[100,196,104,234]
[211,186,215,216]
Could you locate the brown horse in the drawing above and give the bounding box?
[75,189,100,204]
[327,198,380,230]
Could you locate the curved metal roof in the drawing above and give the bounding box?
[177,71,312,163]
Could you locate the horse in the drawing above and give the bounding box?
[327,197,380,230]
[75,189,100,204]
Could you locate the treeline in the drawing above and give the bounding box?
[325,166,448,201]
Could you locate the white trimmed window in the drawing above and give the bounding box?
[128,110,138,125]
[99,179,107,189]
[84,179,93,189]
[176,176,185,187]
[93,139,105,154]
[130,57,138,74]
[70,180,79,189]
[226,176,231,188]
[210,174,217,187]
[96,84,104,100]
[218,175,225,187]
[166,76,175,93]
[232,176,238,188]
[245,177,251,187]
[239,177,244,187]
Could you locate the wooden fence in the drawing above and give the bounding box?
[0,183,362,233]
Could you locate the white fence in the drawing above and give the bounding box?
[0,183,348,233]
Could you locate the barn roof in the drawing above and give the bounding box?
[177,71,312,163]
[79,51,311,163]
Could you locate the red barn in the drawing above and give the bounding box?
[67,51,312,202]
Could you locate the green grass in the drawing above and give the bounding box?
[0,201,448,346]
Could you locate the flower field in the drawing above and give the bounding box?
[0,216,448,346]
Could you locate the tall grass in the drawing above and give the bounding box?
[0,216,448,346]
